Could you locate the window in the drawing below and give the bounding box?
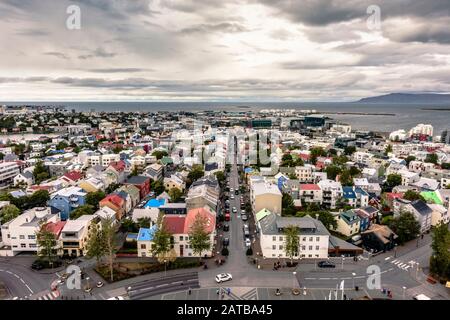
[309,237,313,241]
[279,236,283,241]
[302,245,306,250]
[308,246,313,250]
[28,235,36,240]
[21,244,26,248]
[19,235,25,239]
[272,245,276,250]
[308,254,312,258]
[279,245,283,250]
[272,236,276,241]
[315,246,320,250]
[140,244,146,249]
[302,237,306,241]
[29,244,37,248]
[316,237,320,242]
[180,236,184,241]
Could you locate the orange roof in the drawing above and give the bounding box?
[163,215,186,234]
[43,221,66,237]
[101,194,124,207]
[184,207,216,234]
[300,184,321,191]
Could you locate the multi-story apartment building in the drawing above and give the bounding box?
[294,165,314,183]
[0,162,20,185]
[251,180,282,215]
[59,215,96,257]
[258,213,329,259]
[0,207,62,256]
[318,179,343,209]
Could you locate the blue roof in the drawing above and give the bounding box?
[342,186,356,199]
[144,198,166,208]
[355,187,368,196]
[137,226,157,241]
[244,167,253,173]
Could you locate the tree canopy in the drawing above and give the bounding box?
[283,225,299,262]
[388,211,420,244]
[188,213,212,259]
[0,204,20,224]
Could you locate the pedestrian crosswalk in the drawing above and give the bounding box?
[390,259,418,271]
[36,290,59,300]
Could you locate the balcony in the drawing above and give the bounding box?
[70,202,80,208]
[69,195,79,202]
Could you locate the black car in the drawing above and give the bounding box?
[241,214,248,221]
[31,260,45,270]
[222,238,230,246]
[223,224,229,232]
[235,190,239,195]
[317,261,336,268]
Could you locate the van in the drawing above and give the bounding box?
[413,294,431,300]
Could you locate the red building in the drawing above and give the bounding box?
[124,175,151,199]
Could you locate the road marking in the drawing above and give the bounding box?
[341,277,351,280]
[394,261,401,265]
[319,278,330,280]
[385,257,392,261]
[14,274,20,279]
[172,281,182,284]
[156,283,168,288]
[305,278,316,280]
[25,285,34,294]
[20,278,25,284]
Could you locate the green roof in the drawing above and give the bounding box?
[420,191,443,205]
[256,208,271,222]
[161,157,173,165]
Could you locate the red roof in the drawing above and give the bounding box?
[299,153,310,161]
[386,192,404,201]
[300,184,321,191]
[43,221,66,237]
[164,215,186,234]
[101,194,124,208]
[109,161,125,172]
[184,207,216,234]
[63,171,83,182]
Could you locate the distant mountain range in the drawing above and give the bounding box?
[357,93,450,104]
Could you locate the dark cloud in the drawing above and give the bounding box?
[78,48,117,60]
[179,22,249,35]
[87,68,154,73]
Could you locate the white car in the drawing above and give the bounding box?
[245,238,251,247]
[232,207,237,213]
[107,296,125,300]
[215,273,233,283]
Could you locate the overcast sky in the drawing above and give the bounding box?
[0,0,449,101]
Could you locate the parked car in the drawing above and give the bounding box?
[223,224,229,232]
[245,238,251,247]
[232,207,237,213]
[107,296,125,300]
[225,213,231,221]
[317,261,336,268]
[96,281,104,288]
[241,214,248,221]
[215,273,233,283]
[222,238,230,246]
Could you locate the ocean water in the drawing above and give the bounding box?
[2,101,449,134]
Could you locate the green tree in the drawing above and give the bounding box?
[101,217,117,282]
[344,146,357,156]
[169,188,183,202]
[339,169,353,186]
[151,214,172,261]
[33,161,50,184]
[187,165,204,183]
[386,174,402,190]
[325,165,342,180]
[85,221,106,267]
[405,156,416,166]
[188,213,212,260]
[28,190,50,208]
[281,154,294,167]
[384,144,393,155]
[0,204,20,223]
[150,179,165,195]
[349,166,361,177]
[152,150,168,160]
[425,153,438,165]
[282,193,296,216]
[441,163,450,170]
[214,171,226,188]
[429,222,450,280]
[56,141,69,150]
[70,204,95,220]
[403,190,425,202]
[283,225,300,263]
[85,191,106,210]
[36,224,57,263]
[137,217,151,228]
[309,147,326,165]
[332,155,348,166]
[388,211,420,244]
[308,211,337,230]
[121,218,139,233]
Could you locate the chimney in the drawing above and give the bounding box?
[315,214,319,220]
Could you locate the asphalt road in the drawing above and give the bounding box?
[0,256,56,299]
[128,272,199,300]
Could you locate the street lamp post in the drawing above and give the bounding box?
[292,271,297,290]
[164,259,167,277]
[341,256,345,270]
[352,273,356,289]
[402,286,406,300]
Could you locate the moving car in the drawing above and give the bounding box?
[317,261,336,268]
[96,281,104,288]
[245,238,251,247]
[232,207,237,213]
[241,214,248,221]
[215,273,233,283]
[225,213,231,221]
[223,224,229,232]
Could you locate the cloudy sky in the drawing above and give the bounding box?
[0,0,449,101]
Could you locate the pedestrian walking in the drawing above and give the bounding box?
[188,288,192,295]
[227,288,231,295]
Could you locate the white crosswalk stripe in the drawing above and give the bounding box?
[390,259,417,271]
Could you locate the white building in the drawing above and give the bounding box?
[318,179,343,209]
[258,212,329,259]
[250,180,282,215]
[0,162,20,185]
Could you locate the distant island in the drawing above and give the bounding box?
[357,93,450,104]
